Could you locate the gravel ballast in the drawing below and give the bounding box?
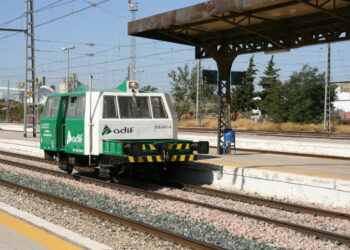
[0,184,186,249]
[0,167,276,250]
[1,163,349,249]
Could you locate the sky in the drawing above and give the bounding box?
[0,0,349,98]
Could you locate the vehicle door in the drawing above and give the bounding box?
[61,96,69,148]
[64,94,85,155]
[40,96,60,150]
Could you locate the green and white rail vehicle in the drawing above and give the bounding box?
[40,80,209,179]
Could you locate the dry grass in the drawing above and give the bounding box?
[178,118,350,133]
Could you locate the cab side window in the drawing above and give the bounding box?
[43,96,60,118]
[67,95,85,118]
[75,95,85,118]
[103,96,118,119]
[151,97,168,118]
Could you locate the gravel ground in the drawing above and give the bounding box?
[156,187,350,236]
[0,162,348,249]
[200,184,350,215]
[0,185,187,250]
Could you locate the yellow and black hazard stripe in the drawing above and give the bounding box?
[169,143,190,150]
[128,154,196,163]
[170,154,196,162]
[142,144,157,150]
[142,143,190,151]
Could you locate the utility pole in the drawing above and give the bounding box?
[196,60,200,126]
[128,0,138,81]
[323,43,331,131]
[24,0,36,137]
[6,80,9,122]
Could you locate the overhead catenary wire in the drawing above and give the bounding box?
[0,0,110,41]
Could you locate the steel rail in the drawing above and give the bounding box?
[1,156,350,246]
[178,128,350,160]
[178,127,350,140]
[0,178,219,250]
[0,150,349,219]
[180,184,350,220]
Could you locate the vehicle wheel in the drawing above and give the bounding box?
[65,164,73,174]
[44,150,54,161]
[58,161,73,174]
[110,165,123,183]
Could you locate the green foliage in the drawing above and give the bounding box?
[169,63,216,119]
[231,55,257,115]
[169,64,192,119]
[140,85,158,92]
[257,56,281,114]
[10,104,24,122]
[265,64,333,124]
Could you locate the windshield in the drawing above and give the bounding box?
[118,96,151,118]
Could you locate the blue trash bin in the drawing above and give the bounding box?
[223,127,236,155]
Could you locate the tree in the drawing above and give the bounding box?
[257,56,280,115]
[140,85,158,92]
[168,64,193,119]
[265,64,335,124]
[231,55,257,115]
[169,63,216,120]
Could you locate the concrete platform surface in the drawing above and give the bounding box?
[0,208,80,250]
[0,203,110,250]
[198,148,350,180]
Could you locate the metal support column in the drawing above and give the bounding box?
[209,44,236,154]
[323,43,331,131]
[196,59,200,127]
[24,0,37,137]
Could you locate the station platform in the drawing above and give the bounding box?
[0,203,109,250]
[0,206,81,250]
[199,148,350,180]
[176,148,350,208]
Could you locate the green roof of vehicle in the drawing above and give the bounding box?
[47,77,130,98]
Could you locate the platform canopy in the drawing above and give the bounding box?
[128,0,350,153]
[129,0,350,58]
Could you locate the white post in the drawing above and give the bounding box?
[6,80,9,122]
[89,75,93,166]
[62,45,75,93]
[67,49,69,92]
[196,59,200,126]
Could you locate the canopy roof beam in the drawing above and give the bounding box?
[213,14,288,49]
[297,0,350,25]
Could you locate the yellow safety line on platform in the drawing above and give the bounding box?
[222,157,350,175]
[0,210,82,250]
[198,159,350,181]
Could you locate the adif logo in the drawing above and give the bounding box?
[113,127,134,134]
[102,125,112,135]
[67,131,83,145]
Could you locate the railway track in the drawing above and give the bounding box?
[0,179,217,250]
[179,127,350,140]
[0,151,350,246]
